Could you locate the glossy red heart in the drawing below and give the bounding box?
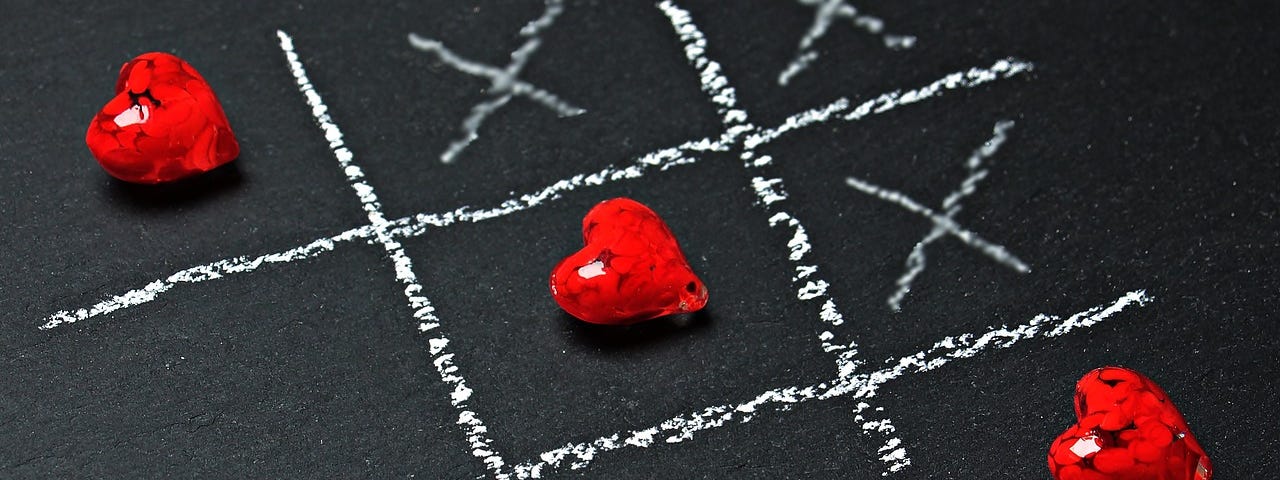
[1048,366,1212,480]
[86,52,239,184]
[549,197,708,325]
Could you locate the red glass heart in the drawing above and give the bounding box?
[1048,366,1212,480]
[85,52,239,184]
[549,197,708,325]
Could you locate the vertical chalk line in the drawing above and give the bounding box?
[37,19,1039,480]
[658,0,857,360]
[278,30,509,477]
[885,120,1019,311]
[779,0,916,86]
[657,0,918,471]
[408,0,584,164]
[510,290,1150,478]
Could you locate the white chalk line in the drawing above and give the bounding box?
[779,0,916,86]
[658,0,748,127]
[37,14,1037,479]
[510,290,1150,478]
[660,0,852,346]
[853,402,908,474]
[385,137,724,238]
[34,47,1031,334]
[747,58,1035,151]
[36,225,377,330]
[822,290,1151,399]
[408,0,584,164]
[279,30,509,476]
[659,0,914,470]
[734,60,1036,353]
[662,0,858,374]
[36,140,717,333]
[659,3,1035,472]
[885,119,1020,312]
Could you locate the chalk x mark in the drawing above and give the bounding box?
[877,119,1024,311]
[779,0,917,86]
[38,8,1039,479]
[845,169,1031,288]
[408,0,585,164]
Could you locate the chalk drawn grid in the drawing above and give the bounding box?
[37,1,1150,478]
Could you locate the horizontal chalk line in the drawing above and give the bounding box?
[36,139,715,331]
[511,290,1149,478]
[37,226,376,330]
[35,55,1030,332]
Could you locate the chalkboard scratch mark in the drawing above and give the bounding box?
[278,29,508,476]
[187,412,220,434]
[872,120,1024,312]
[408,0,585,164]
[7,453,62,471]
[779,0,916,86]
[510,290,1149,478]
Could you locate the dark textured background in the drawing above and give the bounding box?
[2,1,1277,478]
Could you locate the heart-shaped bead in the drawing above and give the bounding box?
[1048,366,1212,480]
[549,197,708,325]
[86,52,239,184]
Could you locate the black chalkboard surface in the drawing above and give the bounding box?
[2,1,1277,478]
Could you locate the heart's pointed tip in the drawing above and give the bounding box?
[677,277,709,313]
[1194,456,1213,480]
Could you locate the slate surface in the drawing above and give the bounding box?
[1,1,1276,478]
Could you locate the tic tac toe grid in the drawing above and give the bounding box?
[37,1,1151,478]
